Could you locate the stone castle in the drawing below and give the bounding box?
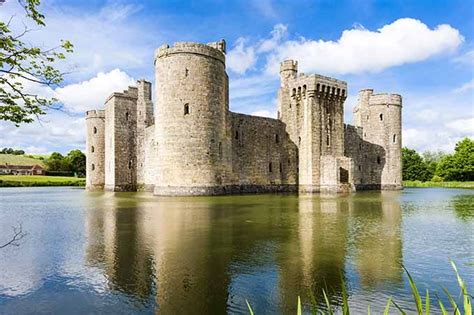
[85,40,402,195]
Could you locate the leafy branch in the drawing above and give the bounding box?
[0,0,73,125]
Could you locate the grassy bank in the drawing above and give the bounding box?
[0,154,46,166]
[403,180,474,189]
[0,175,85,187]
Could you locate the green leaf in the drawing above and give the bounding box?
[402,265,423,313]
[383,297,392,315]
[297,296,302,315]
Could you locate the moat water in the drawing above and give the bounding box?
[0,187,472,314]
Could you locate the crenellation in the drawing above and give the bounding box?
[86,40,403,195]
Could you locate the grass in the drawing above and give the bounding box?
[0,154,46,167]
[247,261,472,315]
[403,181,474,189]
[0,175,85,187]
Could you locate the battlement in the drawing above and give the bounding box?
[280,60,298,73]
[105,86,139,103]
[86,110,105,119]
[369,93,402,106]
[289,74,347,98]
[154,40,226,65]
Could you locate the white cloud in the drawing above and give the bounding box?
[250,109,276,118]
[453,79,474,93]
[264,18,463,75]
[413,109,440,123]
[55,69,136,113]
[453,49,474,66]
[227,38,257,75]
[445,117,474,134]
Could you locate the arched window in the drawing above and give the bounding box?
[377,156,381,164]
[91,146,95,153]
[269,162,272,173]
[291,88,296,97]
[93,127,97,134]
[125,112,129,121]
[316,83,320,92]
[275,134,279,143]
[379,113,383,121]
[322,85,326,93]
[337,88,341,95]
[393,134,397,143]
[342,89,346,96]
[184,103,190,115]
[91,164,95,171]
[303,85,307,96]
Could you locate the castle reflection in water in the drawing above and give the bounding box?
[84,192,403,314]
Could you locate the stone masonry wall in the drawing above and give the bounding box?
[85,110,105,190]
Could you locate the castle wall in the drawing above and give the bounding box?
[104,88,138,191]
[229,112,297,192]
[153,41,231,196]
[85,110,105,190]
[136,80,154,188]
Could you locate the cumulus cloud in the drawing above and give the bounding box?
[264,18,463,75]
[250,109,276,118]
[55,69,136,112]
[227,38,257,75]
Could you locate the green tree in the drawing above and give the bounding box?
[436,138,474,181]
[66,149,86,177]
[422,150,446,180]
[1,0,73,125]
[402,147,431,181]
[45,151,65,171]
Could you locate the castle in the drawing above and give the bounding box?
[85,40,402,195]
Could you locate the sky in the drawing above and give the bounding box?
[0,0,473,154]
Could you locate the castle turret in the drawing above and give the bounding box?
[357,92,402,189]
[153,40,231,195]
[136,80,153,187]
[86,110,105,190]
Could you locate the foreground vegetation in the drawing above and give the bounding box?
[247,261,471,314]
[0,175,85,187]
[404,181,474,189]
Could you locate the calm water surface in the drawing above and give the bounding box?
[0,187,472,314]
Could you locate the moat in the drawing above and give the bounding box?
[0,187,472,314]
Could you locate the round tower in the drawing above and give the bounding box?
[153,41,229,195]
[279,60,298,87]
[85,110,105,190]
[368,93,402,189]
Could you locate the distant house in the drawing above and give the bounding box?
[0,164,45,175]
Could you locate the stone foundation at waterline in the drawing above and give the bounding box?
[86,40,402,195]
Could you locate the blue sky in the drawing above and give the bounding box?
[0,0,473,154]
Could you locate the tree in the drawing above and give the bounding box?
[402,147,431,181]
[422,150,446,180]
[45,151,65,171]
[66,149,86,177]
[1,0,73,125]
[436,138,474,181]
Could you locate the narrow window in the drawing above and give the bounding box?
[393,134,397,143]
[125,112,129,121]
[337,88,341,95]
[358,165,361,171]
[298,86,301,95]
[326,135,330,147]
[366,115,369,121]
[298,136,301,145]
[288,158,290,164]
[218,142,222,158]
[291,88,296,97]
[342,89,346,96]
[128,160,132,169]
[279,162,282,173]
[91,164,95,171]
[275,134,279,143]
[316,83,320,91]
[185,68,189,77]
[93,127,97,134]
[91,146,95,153]
[184,103,190,115]
[377,156,381,164]
[269,162,272,173]
[379,113,383,121]
[235,131,239,140]
[332,87,335,94]
[303,85,307,96]
[322,85,326,93]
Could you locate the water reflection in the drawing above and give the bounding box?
[84,192,404,313]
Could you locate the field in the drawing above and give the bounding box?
[0,175,85,187]
[0,154,46,167]
[403,180,474,189]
